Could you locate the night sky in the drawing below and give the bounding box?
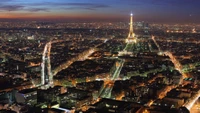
[0,0,200,23]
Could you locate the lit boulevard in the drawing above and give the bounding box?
[184,90,200,110]
[139,35,195,112]
[52,43,103,76]
[98,59,125,98]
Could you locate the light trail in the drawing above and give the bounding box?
[47,42,53,86]
[52,106,71,113]
[41,42,53,86]
[28,62,41,67]
[111,59,125,80]
[152,36,161,52]
[141,85,178,113]
[148,74,162,84]
[164,51,188,81]
[116,91,125,100]
[148,42,153,52]
[52,42,103,76]
[139,36,190,113]
[98,59,125,98]
[124,42,134,52]
[104,39,108,43]
[41,42,48,85]
[151,35,188,80]
[146,100,154,107]
[184,91,200,111]
[158,85,177,99]
[52,48,97,76]
[154,38,200,44]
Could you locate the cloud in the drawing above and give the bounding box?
[27,8,49,12]
[63,3,109,10]
[29,2,110,11]
[0,2,110,12]
[0,5,24,11]
[59,3,110,10]
[0,5,49,12]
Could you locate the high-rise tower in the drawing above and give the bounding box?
[126,13,136,43]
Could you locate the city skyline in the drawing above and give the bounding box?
[0,0,200,23]
[0,5,200,112]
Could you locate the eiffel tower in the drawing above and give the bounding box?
[125,13,137,43]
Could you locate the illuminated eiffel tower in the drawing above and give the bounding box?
[125,13,137,43]
[118,13,138,56]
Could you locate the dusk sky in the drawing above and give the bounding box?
[0,0,200,23]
